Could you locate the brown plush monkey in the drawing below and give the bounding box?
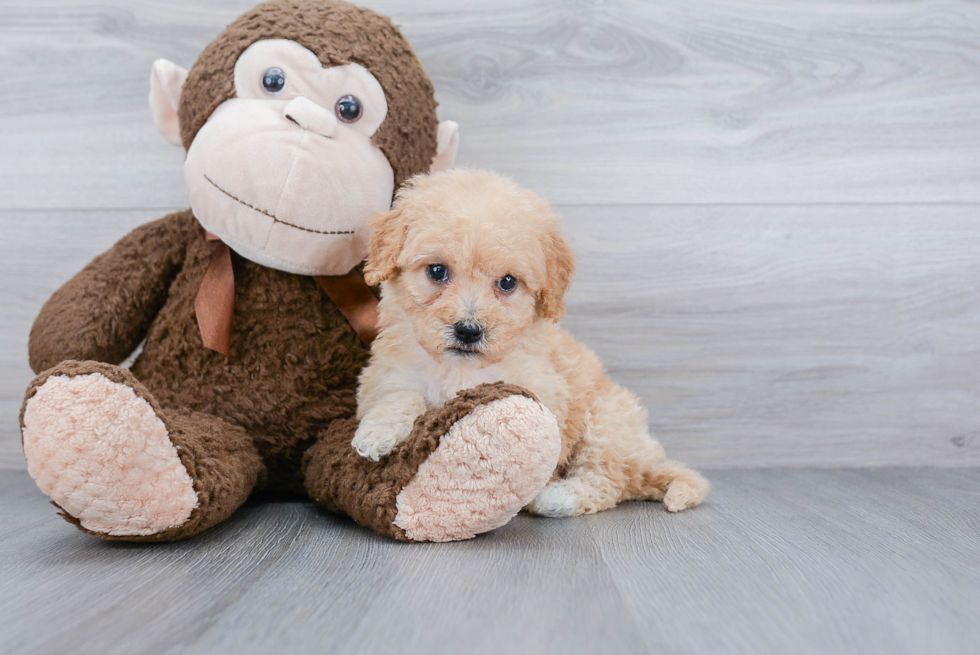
[19,0,561,543]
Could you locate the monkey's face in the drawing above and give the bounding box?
[183,39,395,276]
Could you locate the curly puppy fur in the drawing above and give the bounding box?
[356,170,709,516]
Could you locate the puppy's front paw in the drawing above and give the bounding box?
[352,419,412,461]
[527,481,581,518]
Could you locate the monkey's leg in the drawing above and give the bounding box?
[303,383,561,542]
[21,361,263,542]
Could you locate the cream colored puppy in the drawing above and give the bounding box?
[353,170,708,517]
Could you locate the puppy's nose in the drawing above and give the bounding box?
[453,321,484,344]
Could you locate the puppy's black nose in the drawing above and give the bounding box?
[453,321,484,344]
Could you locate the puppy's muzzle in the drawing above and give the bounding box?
[452,321,484,345]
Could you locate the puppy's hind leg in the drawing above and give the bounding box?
[526,466,623,518]
[528,387,709,517]
[526,409,629,518]
[527,449,709,517]
[604,385,709,513]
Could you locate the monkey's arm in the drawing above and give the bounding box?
[28,210,199,373]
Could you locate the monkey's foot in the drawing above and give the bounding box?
[21,362,198,537]
[392,389,561,542]
[304,383,561,542]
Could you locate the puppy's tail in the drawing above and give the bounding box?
[628,457,710,512]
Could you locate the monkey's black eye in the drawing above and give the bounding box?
[427,264,449,283]
[336,95,362,123]
[262,67,286,95]
[497,275,518,293]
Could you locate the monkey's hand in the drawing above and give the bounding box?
[29,211,197,373]
[352,391,427,461]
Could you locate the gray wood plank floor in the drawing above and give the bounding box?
[2,468,978,655]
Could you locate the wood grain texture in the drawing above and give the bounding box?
[1,467,978,655]
[2,4,977,653]
[559,204,980,468]
[2,205,977,469]
[1,0,979,209]
[1,2,978,467]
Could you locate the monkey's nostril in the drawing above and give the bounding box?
[453,321,484,344]
[282,96,336,138]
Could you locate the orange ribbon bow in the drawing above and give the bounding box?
[194,232,379,357]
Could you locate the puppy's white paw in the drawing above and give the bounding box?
[353,393,427,461]
[352,418,413,461]
[527,481,581,518]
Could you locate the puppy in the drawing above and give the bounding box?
[353,170,708,517]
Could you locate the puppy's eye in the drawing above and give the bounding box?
[497,274,518,293]
[427,264,449,283]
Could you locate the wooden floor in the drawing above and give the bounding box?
[2,467,978,655]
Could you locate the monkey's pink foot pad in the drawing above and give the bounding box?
[394,395,561,542]
[22,371,198,536]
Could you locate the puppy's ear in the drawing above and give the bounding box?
[364,208,408,286]
[539,231,576,321]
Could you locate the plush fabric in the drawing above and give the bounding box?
[23,367,198,536]
[23,210,558,542]
[22,0,553,544]
[28,214,197,373]
[233,41,390,138]
[430,120,459,174]
[149,59,187,147]
[29,210,366,492]
[21,361,265,542]
[394,394,561,542]
[183,40,397,276]
[178,0,438,188]
[304,383,544,541]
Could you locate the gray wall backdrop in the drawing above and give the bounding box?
[1,0,978,469]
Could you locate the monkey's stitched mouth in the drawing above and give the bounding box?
[203,174,355,236]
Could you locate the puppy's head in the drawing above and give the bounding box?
[365,169,575,365]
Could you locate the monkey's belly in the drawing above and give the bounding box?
[130,244,368,492]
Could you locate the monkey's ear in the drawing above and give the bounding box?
[364,209,409,286]
[149,59,188,147]
[430,121,460,173]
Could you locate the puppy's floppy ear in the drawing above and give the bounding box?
[539,231,576,321]
[364,208,408,286]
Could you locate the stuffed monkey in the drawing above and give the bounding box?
[20,0,561,543]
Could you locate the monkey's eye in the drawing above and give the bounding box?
[497,275,518,293]
[427,264,449,283]
[262,67,286,95]
[335,95,362,123]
